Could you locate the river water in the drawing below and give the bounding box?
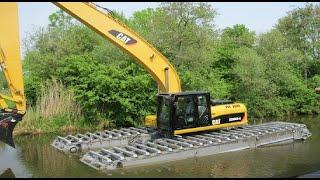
[0,115,320,178]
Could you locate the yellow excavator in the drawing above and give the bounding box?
[0,2,247,148]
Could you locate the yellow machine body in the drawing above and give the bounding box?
[145,102,248,135]
[174,103,248,135]
[0,3,26,115]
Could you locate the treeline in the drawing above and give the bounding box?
[22,2,320,128]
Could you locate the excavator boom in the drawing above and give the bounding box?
[0,3,25,113]
[54,2,181,93]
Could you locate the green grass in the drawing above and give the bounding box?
[14,80,99,135]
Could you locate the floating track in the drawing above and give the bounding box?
[74,122,311,171]
[51,127,156,154]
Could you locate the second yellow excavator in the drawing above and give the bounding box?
[0,2,247,147]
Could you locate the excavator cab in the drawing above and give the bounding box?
[156,91,248,137]
[156,92,212,137]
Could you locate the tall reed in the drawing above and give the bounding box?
[36,80,82,120]
[16,80,85,134]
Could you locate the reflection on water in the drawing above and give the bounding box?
[0,168,16,178]
[9,134,106,178]
[0,115,319,178]
[0,143,32,178]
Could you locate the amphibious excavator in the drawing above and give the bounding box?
[0,2,312,171]
[0,2,248,148]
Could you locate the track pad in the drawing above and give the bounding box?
[0,117,17,148]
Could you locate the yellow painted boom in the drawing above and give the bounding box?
[53,2,181,93]
[0,3,25,114]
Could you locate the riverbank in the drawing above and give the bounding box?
[14,117,103,136]
[13,81,109,136]
[13,124,94,136]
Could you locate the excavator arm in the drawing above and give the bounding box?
[0,3,25,148]
[0,3,25,114]
[54,2,181,93]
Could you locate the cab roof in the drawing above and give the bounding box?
[158,91,209,96]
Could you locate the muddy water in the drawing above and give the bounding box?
[0,115,320,178]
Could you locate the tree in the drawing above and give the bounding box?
[257,29,320,115]
[48,9,74,29]
[130,2,218,71]
[211,24,256,82]
[276,3,320,80]
[232,48,281,117]
[56,55,157,126]
[222,24,255,48]
[129,3,230,97]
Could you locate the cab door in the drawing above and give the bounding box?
[173,95,198,130]
[156,95,174,137]
[196,94,211,127]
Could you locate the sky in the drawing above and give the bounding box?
[17,2,318,53]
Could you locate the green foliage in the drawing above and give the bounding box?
[277,3,320,58]
[48,10,74,28]
[276,3,320,80]
[309,75,320,89]
[180,70,231,99]
[129,2,218,71]
[222,24,255,48]
[24,73,44,105]
[232,48,281,117]
[0,73,7,89]
[211,24,256,81]
[56,55,157,126]
[257,26,320,116]
[20,2,320,131]
[16,80,87,134]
